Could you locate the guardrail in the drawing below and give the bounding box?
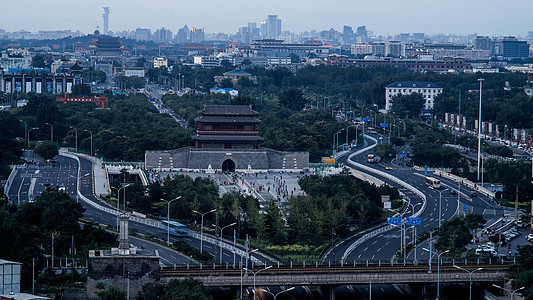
[340,134,427,263]
[60,150,268,264]
[4,165,19,202]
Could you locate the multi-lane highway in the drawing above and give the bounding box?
[7,152,273,267]
[324,134,509,263]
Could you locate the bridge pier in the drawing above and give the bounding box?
[318,285,337,300]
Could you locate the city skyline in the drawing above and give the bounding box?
[1,0,532,37]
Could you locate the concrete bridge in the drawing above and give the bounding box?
[160,263,510,299]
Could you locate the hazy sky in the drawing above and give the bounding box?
[1,0,531,36]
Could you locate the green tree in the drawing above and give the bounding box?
[32,55,47,68]
[260,200,285,244]
[34,140,58,160]
[163,278,212,300]
[279,87,306,111]
[374,143,396,161]
[71,84,92,96]
[97,286,126,300]
[390,93,425,118]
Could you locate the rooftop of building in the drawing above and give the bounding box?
[89,249,158,258]
[192,135,264,142]
[0,293,50,300]
[195,115,260,123]
[0,259,21,265]
[223,70,252,76]
[200,104,258,116]
[386,81,442,88]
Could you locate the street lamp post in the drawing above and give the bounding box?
[193,209,216,254]
[423,248,449,299]
[28,127,39,149]
[161,196,181,245]
[45,122,53,142]
[261,287,295,300]
[492,284,525,300]
[403,199,421,263]
[84,130,93,156]
[213,222,236,263]
[438,188,449,228]
[19,119,27,145]
[111,184,132,228]
[454,265,482,300]
[477,78,484,181]
[69,126,78,153]
[244,265,272,300]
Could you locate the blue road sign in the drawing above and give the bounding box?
[363,117,371,122]
[406,217,422,226]
[387,217,402,226]
[424,165,428,176]
[399,153,406,158]
[463,204,468,212]
[380,123,389,128]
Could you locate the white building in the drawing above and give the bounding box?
[0,53,32,70]
[153,57,168,68]
[0,259,21,294]
[385,81,443,111]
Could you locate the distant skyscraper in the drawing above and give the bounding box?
[102,7,110,35]
[153,27,173,43]
[190,28,205,43]
[265,15,281,38]
[135,28,151,41]
[176,25,189,44]
[343,26,353,36]
[356,26,367,37]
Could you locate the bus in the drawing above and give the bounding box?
[161,220,189,237]
[425,177,441,189]
[367,154,375,163]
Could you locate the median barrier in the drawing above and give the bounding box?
[339,134,427,263]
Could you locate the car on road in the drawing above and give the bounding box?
[470,191,477,197]
[385,166,393,170]
[527,233,533,242]
[450,189,458,195]
[58,186,66,192]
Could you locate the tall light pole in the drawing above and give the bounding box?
[213,222,236,263]
[161,196,181,245]
[261,287,295,300]
[84,129,93,156]
[477,78,484,181]
[28,127,39,149]
[111,184,132,228]
[492,284,525,300]
[454,265,482,300]
[438,188,449,228]
[403,199,421,262]
[69,126,78,153]
[423,248,448,299]
[45,122,53,142]
[19,119,27,145]
[244,265,272,300]
[193,209,216,254]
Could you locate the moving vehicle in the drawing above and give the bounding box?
[475,248,497,256]
[450,189,458,195]
[425,177,441,189]
[367,154,375,163]
[161,220,189,237]
[368,128,377,134]
[470,191,477,197]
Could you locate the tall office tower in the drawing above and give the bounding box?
[102,7,110,35]
[266,15,281,38]
[356,25,367,37]
[176,25,190,44]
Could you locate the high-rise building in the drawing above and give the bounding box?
[356,26,367,37]
[135,28,151,41]
[265,15,281,38]
[153,27,173,43]
[102,7,110,35]
[190,28,205,43]
[176,25,189,44]
[474,36,491,50]
[502,37,529,58]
